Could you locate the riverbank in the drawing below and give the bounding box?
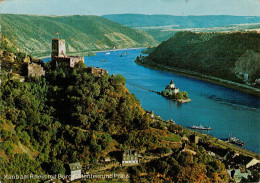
[185,125,260,159]
[160,93,191,103]
[35,50,96,59]
[177,98,191,103]
[146,110,260,161]
[95,47,147,53]
[157,115,260,159]
[136,60,260,97]
[36,47,146,59]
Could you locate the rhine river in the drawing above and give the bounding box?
[43,48,260,153]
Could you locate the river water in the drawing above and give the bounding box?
[43,48,260,153]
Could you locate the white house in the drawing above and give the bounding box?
[122,150,139,165]
[68,162,81,181]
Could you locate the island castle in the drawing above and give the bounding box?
[160,80,190,103]
[164,80,179,95]
[51,38,84,68]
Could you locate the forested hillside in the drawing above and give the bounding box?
[0,48,231,182]
[145,31,260,83]
[0,14,158,57]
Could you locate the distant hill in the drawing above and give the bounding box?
[103,14,260,29]
[144,23,260,42]
[103,14,260,41]
[145,31,260,83]
[0,14,158,57]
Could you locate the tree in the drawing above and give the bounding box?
[182,91,188,99]
[178,153,193,165]
[50,161,66,175]
[75,129,85,145]
[177,164,210,183]
[6,154,42,183]
[5,108,20,123]
[75,62,86,69]
[19,131,31,146]
[157,161,170,174]
[175,92,184,100]
[114,74,126,85]
[92,83,101,97]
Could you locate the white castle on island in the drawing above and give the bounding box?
[164,80,180,95]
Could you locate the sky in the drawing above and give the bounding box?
[0,0,260,16]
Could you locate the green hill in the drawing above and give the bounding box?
[0,14,158,57]
[145,31,260,83]
[144,23,260,42]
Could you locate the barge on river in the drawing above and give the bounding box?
[189,125,212,130]
[227,137,245,146]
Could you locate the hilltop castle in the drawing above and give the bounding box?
[51,38,84,68]
[50,38,108,77]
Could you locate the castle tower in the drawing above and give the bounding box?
[169,80,175,88]
[189,134,199,145]
[51,38,66,59]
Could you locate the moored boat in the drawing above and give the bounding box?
[190,125,212,130]
[227,137,245,146]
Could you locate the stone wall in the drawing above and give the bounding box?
[69,56,84,67]
[27,63,45,77]
[53,56,84,68]
[87,67,108,77]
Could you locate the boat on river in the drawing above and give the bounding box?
[190,125,212,130]
[227,136,245,146]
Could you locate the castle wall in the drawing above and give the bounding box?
[27,63,45,77]
[69,56,84,67]
[53,56,84,68]
[165,88,179,95]
[54,57,71,67]
[87,67,108,77]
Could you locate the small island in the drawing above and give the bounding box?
[161,80,191,103]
